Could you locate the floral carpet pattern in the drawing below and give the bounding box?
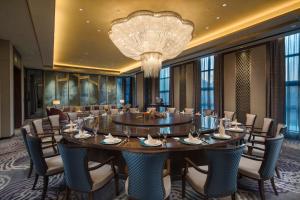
[0,134,299,200]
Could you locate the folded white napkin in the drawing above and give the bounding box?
[188,133,198,142]
[102,113,107,116]
[79,130,88,136]
[219,119,226,135]
[147,134,156,144]
[195,112,201,116]
[120,111,124,115]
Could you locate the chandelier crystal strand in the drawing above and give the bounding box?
[109,11,194,77]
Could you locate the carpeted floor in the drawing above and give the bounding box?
[0,134,300,200]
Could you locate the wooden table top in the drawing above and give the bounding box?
[111,113,193,127]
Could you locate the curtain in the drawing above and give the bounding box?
[214,54,224,117]
[266,38,286,131]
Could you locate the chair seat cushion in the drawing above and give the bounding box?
[90,164,115,191]
[45,155,64,175]
[239,157,262,179]
[125,175,171,199]
[185,167,207,194]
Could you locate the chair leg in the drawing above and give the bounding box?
[231,192,236,200]
[28,160,33,178]
[32,174,39,190]
[258,180,265,200]
[275,166,281,179]
[182,175,186,198]
[41,176,49,200]
[65,187,70,200]
[52,136,57,154]
[114,174,119,196]
[88,192,93,200]
[270,177,278,196]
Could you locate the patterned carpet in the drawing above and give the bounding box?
[0,134,300,200]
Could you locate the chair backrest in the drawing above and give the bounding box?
[122,151,168,200]
[203,109,214,117]
[259,134,284,179]
[67,112,78,122]
[110,109,119,115]
[204,145,244,198]
[90,110,100,116]
[167,107,176,113]
[32,119,44,134]
[58,142,92,192]
[275,123,287,137]
[26,135,48,175]
[245,113,257,127]
[21,126,31,158]
[262,118,274,134]
[49,115,60,127]
[224,111,235,121]
[129,108,139,113]
[147,107,156,112]
[184,108,194,114]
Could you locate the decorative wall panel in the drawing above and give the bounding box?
[235,50,251,123]
[107,76,117,105]
[68,74,79,105]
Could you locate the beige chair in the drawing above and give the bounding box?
[110,109,119,115]
[147,107,156,112]
[250,118,274,144]
[67,112,78,122]
[203,109,214,117]
[48,115,63,141]
[167,107,176,113]
[184,108,194,114]
[224,111,235,121]
[129,108,139,113]
[245,113,257,141]
[90,110,100,116]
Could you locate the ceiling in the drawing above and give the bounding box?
[0,0,55,68]
[54,0,300,73]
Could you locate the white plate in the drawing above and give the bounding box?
[227,127,244,132]
[231,122,242,126]
[183,138,203,144]
[74,133,91,139]
[213,133,231,139]
[144,139,162,146]
[66,123,77,127]
[64,128,78,133]
[102,138,122,144]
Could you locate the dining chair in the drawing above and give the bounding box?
[224,111,235,121]
[67,112,78,122]
[48,114,62,135]
[26,135,64,200]
[129,107,139,113]
[122,151,171,200]
[90,110,100,116]
[239,134,284,200]
[184,108,194,114]
[110,108,119,115]
[245,113,257,141]
[167,107,176,113]
[182,145,244,200]
[32,119,57,153]
[203,109,214,117]
[58,141,119,200]
[250,118,274,144]
[147,107,156,112]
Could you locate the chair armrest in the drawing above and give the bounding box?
[252,133,268,137]
[184,157,208,174]
[247,145,265,152]
[88,156,115,171]
[43,153,60,159]
[242,154,263,161]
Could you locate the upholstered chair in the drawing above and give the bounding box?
[184,108,194,114]
[110,108,119,115]
[26,135,64,200]
[147,107,157,112]
[167,107,176,113]
[203,109,214,117]
[32,119,57,153]
[67,112,78,122]
[239,134,284,200]
[224,111,235,121]
[250,118,274,144]
[129,107,139,113]
[48,115,63,142]
[122,151,171,200]
[58,142,119,200]
[182,145,244,200]
[245,113,257,141]
[90,110,100,116]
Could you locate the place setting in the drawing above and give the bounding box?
[100,133,122,145]
[212,119,232,140]
[63,121,79,133]
[139,134,163,147]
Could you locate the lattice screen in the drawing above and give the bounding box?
[235,50,251,123]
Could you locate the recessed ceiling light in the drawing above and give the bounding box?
[205,26,209,30]
[222,3,227,7]
[79,8,84,11]
[216,16,220,20]
[86,20,90,24]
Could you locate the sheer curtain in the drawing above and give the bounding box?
[285,33,300,139]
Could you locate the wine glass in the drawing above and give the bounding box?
[93,123,99,136]
[123,126,131,142]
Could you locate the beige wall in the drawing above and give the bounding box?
[185,63,194,108]
[0,39,14,138]
[223,45,267,126]
[136,72,144,111]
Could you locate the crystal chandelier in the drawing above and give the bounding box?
[109,11,194,77]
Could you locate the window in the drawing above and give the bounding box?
[200,56,214,112]
[159,67,170,105]
[285,33,300,137]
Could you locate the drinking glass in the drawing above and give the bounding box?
[124,126,131,142]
